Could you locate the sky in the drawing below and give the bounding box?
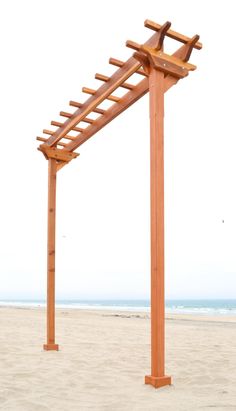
[0,0,235,300]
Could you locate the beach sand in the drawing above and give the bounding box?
[0,308,236,411]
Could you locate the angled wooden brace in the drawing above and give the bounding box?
[181,34,200,61]
[154,21,171,50]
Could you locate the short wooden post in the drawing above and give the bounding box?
[145,68,171,388]
[43,158,59,351]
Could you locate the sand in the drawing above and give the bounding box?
[0,308,236,411]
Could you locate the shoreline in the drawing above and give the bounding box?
[1,304,236,323]
[1,298,236,317]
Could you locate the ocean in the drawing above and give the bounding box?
[0,299,236,315]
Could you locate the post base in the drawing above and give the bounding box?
[145,375,171,388]
[43,343,59,351]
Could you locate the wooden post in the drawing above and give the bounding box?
[43,158,59,351]
[145,68,171,388]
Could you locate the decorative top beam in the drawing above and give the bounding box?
[144,19,202,49]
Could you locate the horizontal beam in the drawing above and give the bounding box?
[51,121,84,133]
[145,19,202,50]
[43,129,76,141]
[60,111,72,118]
[59,112,93,124]
[154,50,196,70]
[69,101,105,115]
[95,73,134,90]
[127,44,196,73]
[126,40,141,51]
[37,136,67,147]
[38,146,79,162]
[82,87,120,103]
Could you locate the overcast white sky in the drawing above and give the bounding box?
[0,0,235,300]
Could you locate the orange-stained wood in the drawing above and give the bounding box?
[65,77,149,151]
[109,58,147,76]
[38,146,79,162]
[43,29,168,147]
[150,68,165,377]
[36,19,201,390]
[43,158,59,351]
[65,58,180,152]
[64,39,194,152]
[145,67,171,387]
[51,121,84,133]
[126,40,142,51]
[45,60,141,146]
[144,19,202,49]
[69,101,106,115]
[82,87,120,103]
[43,129,77,140]
[37,137,67,147]
[141,47,196,70]
[59,112,94,124]
[95,73,135,90]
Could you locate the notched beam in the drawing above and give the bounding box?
[38,145,79,162]
[132,43,196,79]
[151,50,196,71]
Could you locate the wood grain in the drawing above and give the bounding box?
[149,68,165,378]
[45,158,58,350]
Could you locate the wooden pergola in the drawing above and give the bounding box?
[37,19,202,388]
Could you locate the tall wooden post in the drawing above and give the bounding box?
[43,158,59,351]
[145,68,171,388]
